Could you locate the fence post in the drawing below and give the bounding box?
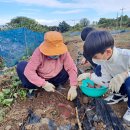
[24,28,28,56]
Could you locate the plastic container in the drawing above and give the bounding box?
[80,78,108,97]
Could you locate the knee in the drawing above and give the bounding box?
[16,61,28,74]
[126,86,130,92]
[125,77,130,92]
[125,77,130,86]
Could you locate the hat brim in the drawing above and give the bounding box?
[39,42,68,56]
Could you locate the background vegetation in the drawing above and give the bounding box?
[1,15,130,33]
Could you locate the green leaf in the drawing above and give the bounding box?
[0,92,4,100]
[16,81,21,86]
[13,82,17,87]
[13,93,18,98]
[12,82,20,88]
[12,76,19,81]
[2,99,13,106]
[2,89,11,95]
[18,90,26,99]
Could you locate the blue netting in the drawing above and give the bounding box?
[0,28,44,67]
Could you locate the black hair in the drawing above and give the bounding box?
[83,30,114,59]
[81,27,95,41]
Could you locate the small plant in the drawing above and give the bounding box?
[11,76,27,98]
[0,75,27,107]
[0,87,27,107]
[0,89,13,107]
[18,89,27,100]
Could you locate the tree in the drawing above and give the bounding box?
[97,15,130,28]
[80,18,90,27]
[58,21,70,32]
[48,26,59,31]
[7,16,49,32]
[98,18,116,28]
[91,21,98,27]
[121,15,130,27]
[98,18,108,28]
[70,23,84,31]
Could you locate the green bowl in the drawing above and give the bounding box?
[80,78,108,97]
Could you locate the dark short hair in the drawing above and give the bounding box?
[81,27,95,41]
[83,30,114,59]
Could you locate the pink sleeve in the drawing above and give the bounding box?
[24,48,46,87]
[63,52,77,86]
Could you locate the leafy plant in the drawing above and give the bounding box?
[2,89,11,95]
[0,75,27,107]
[0,89,13,107]
[12,76,19,82]
[0,92,4,102]
[2,99,13,106]
[18,89,27,100]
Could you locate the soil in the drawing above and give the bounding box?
[0,84,77,129]
[0,32,130,130]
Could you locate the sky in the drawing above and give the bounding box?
[0,0,130,26]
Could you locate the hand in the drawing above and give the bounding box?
[81,57,86,65]
[81,58,91,67]
[67,86,77,101]
[91,73,104,86]
[43,82,55,92]
[109,72,128,93]
[78,73,90,81]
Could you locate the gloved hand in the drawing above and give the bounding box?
[67,86,77,101]
[78,73,90,81]
[43,82,55,92]
[91,73,104,86]
[109,72,128,93]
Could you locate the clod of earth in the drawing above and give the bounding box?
[58,103,75,119]
[88,83,101,88]
[82,96,89,104]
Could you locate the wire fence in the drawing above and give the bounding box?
[0,28,129,67]
[0,28,44,67]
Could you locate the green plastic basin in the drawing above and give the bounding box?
[80,78,108,97]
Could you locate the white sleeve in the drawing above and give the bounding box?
[118,48,130,55]
[91,65,112,87]
[119,48,130,76]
